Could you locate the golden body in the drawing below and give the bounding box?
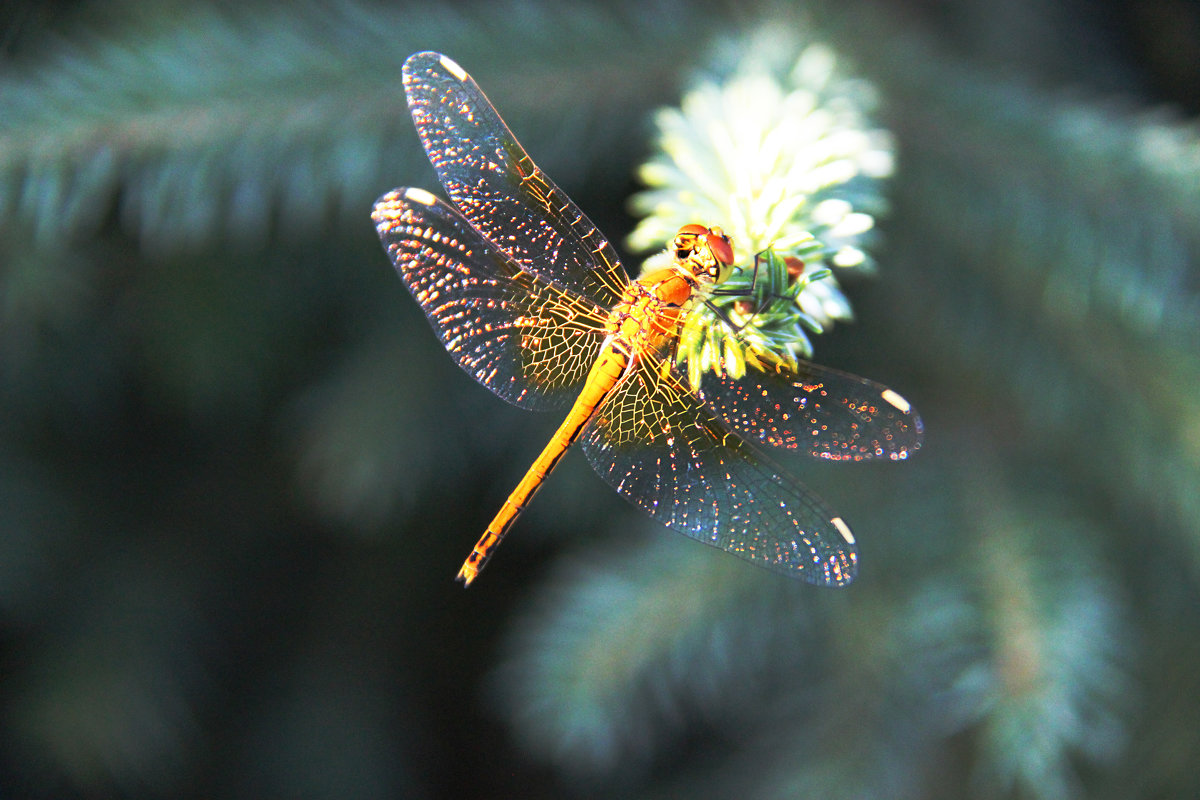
[374,52,923,588]
[459,233,729,586]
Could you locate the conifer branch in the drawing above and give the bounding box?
[0,0,705,254]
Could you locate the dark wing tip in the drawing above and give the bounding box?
[403,50,444,72]
[371,186,445,237]
[403,51,467,86]
[878,387,925,459]
[370,187,403,221]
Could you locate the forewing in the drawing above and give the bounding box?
[580,357,858,586]
[696,360,924,461]
[403,51,627,310]
[373,187,608,411]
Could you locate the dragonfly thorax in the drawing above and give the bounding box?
[372,51,924,588]
[673,224,735,287]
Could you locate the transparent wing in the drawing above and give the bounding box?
[695,359,924,461]
[372,187,609,411]
[579,356,858,586]
[403,51,628,310]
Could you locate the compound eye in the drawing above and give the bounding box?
[706,231,735,266]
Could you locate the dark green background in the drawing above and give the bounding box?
[2,0,1198,797]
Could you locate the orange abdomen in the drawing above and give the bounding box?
[456,267,699,586]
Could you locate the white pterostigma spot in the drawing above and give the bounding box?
[880,389,911,414]
[404,187,439,206]
[439,55,468,81]
[831,516,855,545]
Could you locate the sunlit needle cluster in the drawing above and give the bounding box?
[629,43,895,387]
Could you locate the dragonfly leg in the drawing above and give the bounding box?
[707,252,769,332]
[703,297,752,332]
[707,250,807,333]
[708,250,764,297]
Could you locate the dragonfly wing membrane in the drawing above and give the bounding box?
[376,51,921,586]
[580,355,858,586]
[402,52,628,310]
[373,187,608,410]
[696,360,924,461]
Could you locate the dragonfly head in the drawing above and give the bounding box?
[673,224,735,286]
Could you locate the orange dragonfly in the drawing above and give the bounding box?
[372,52,923,587]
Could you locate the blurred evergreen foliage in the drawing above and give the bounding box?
[1,0,1198,798]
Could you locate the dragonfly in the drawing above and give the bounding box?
[372,52,923,588]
